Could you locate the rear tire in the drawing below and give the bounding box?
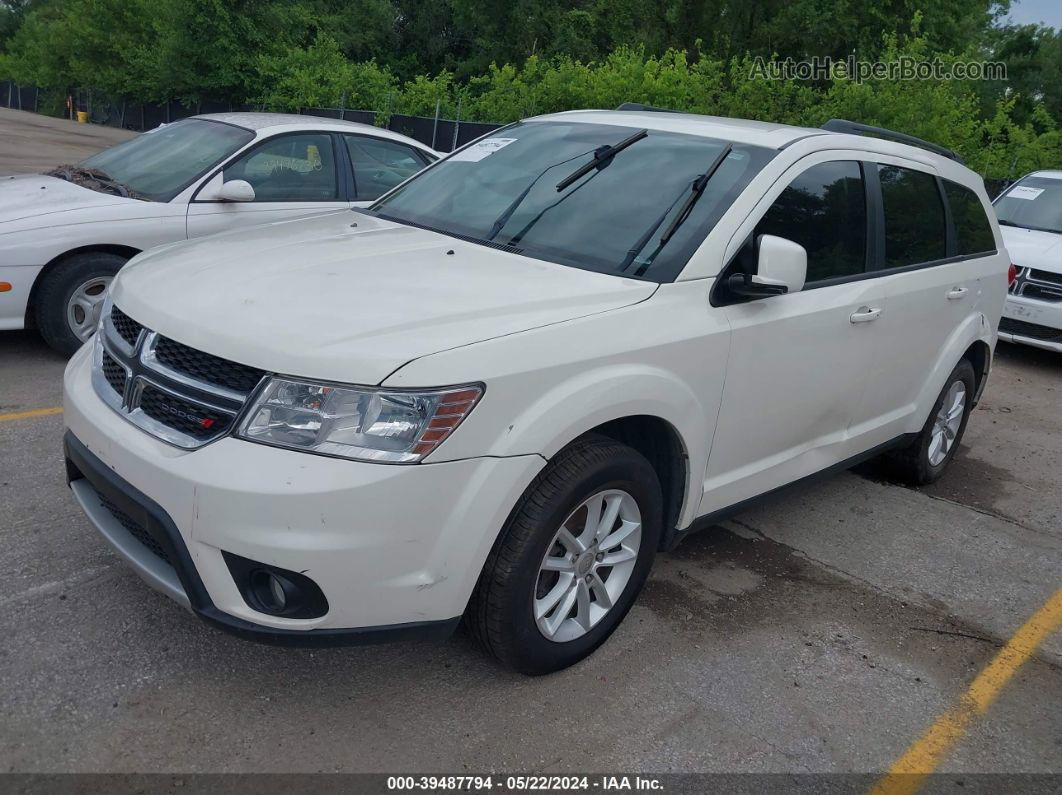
[35,252,127,356]
[882,358,976,486]
[466,435,662,675]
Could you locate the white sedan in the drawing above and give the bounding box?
[0,113,438,354]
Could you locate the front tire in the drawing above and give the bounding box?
[35,252,127,356]
[883,358,976,485]
[466,435,662,675]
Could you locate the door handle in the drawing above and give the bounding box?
[850,306,882,324]
[946,287,969,300]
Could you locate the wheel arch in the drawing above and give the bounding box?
[911,313,993,431]
[578,415,690,551]
[24,244,140,327]
[962,338,991,406]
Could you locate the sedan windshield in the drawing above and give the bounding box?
[994,176,1062,234]
[77,119,254,202]
[369,121,774,282]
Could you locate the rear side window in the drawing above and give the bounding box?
[944,180,995,255]
[878,165,946,267]
[754,160,866,282]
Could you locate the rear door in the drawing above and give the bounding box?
[701,156,889,514]
[186,131,348,238]
[854,161,991,443]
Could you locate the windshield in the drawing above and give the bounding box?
[994,176,1062,234]
[78,119,254,202]
[369,121,774,282]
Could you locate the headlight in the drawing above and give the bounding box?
[236,378,483,463]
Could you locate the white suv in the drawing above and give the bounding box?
[994,170,1062,352]
[62,110,1008,674]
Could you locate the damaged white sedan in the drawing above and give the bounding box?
[0,113,436,354]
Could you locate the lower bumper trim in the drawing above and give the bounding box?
[64,430,461,647]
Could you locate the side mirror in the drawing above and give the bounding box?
[727,235,807,298]
[216,179,255,202]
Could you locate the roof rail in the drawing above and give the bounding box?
[615,102,688,114]
[821,119,964,164]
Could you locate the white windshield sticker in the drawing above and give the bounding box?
[448,138,517,162]
[1008,186,1044,201]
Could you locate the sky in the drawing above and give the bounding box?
[1005,0,1062,28]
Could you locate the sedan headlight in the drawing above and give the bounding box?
[236,378,483,463]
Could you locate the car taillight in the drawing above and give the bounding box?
[1008,264,1018,285]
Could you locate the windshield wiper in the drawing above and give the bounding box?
[485,148,598,241]
[554,129,648,192]
[998,218,1060,234]
[619,144,733,275]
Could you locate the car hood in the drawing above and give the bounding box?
[999,226,1062,274]
[112,211,657,384]
[0,174,135,228]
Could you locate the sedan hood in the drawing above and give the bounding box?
[1000,225,1062,274]
[0,174,131,227]
[113,211,656,384]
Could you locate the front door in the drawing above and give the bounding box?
[701,158,887,514]
[187,132,348,238]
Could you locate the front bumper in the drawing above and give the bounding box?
[999,294,1062,353]
[62,344,544,644]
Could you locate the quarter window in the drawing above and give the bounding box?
[754,160,867,283]
[943,180,995,255]
[878,165,946,267]
[223,133,338,202]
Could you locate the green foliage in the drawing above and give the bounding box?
[0,0,1057,180]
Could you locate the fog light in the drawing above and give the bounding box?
[249,569,293,613]
[269,574,286,609]
[223,551,329,619]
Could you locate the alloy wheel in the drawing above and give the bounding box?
[928,379,966,467]
[533,489,642,643]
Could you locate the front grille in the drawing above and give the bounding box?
[97,491,171,564]
[1022,283,1062,303]
[1030,269,1062,286]
[137,385,233,440]
[110,306,144,347]
[999,317,1062,342]
[101,350,126,397]
[154,336,265,394]
[96,312,257,448]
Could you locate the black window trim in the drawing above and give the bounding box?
[190,130,348,204]
[341,132,436,203]
[711,155,998,305]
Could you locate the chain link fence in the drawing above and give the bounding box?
[0,81,502,153]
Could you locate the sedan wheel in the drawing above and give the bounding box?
[65,276,113,343]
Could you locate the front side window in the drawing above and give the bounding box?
[369,121,774,282]
[994,176,1062,235]
[77,119,254,201]
[346,135,429,201]
[223,133,338,202]
[754,160,867,283]
[878,165,946,268]
[944,180,995,255]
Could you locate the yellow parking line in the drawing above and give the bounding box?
[0,407,63,423]
[870,586,1062,795]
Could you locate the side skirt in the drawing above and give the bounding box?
[662,432,917,551]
